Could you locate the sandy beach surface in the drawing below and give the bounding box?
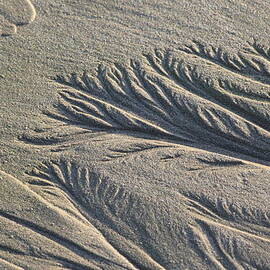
[1,1,270,269]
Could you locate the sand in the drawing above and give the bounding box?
[1,0,270,269]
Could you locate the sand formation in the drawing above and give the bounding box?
[1,0,270,268]
[10,41,270,269]
[0,0,36,36]
[24,40,270,165]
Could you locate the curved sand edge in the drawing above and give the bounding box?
[0,0,36,36]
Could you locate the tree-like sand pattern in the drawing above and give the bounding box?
[23,40,270,166]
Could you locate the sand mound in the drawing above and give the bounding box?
[0,0,36,36]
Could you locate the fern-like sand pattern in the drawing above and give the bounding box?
[22,41,270,166]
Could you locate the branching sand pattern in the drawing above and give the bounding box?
[23,40,270,165]
[17,41,270,268]
[0,0,36,36]
[28,160,167,269]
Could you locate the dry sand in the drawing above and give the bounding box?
[1,0,270,269]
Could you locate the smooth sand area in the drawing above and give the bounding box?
[1,0,270,269]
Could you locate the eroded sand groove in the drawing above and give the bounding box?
[0,0,36,36]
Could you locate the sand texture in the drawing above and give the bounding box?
[1,0,270,269]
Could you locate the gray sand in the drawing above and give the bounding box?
[1,0,270,269]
